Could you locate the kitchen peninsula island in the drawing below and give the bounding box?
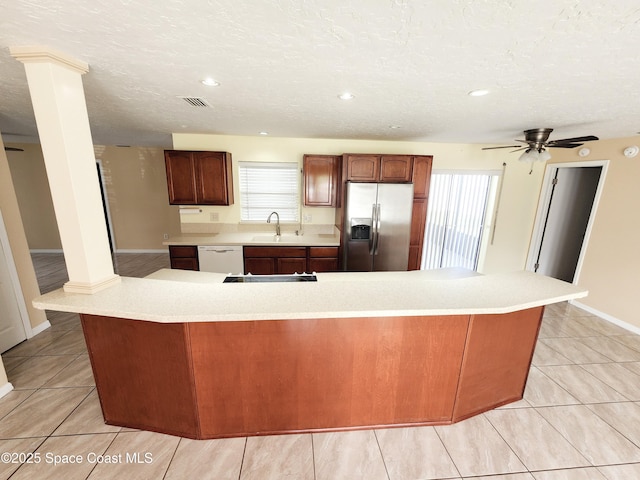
[34,269,587,439]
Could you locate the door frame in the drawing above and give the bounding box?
[526,160,609,284]
[0,209,32,340]
[96,160,116,253]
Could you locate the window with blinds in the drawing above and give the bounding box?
[238,161,300,222]
[422,172,498,271]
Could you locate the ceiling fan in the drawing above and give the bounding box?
[483,128,598,171]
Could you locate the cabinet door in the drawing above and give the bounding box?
[277,257,307,274]
[196,152,234,205]
[380,156,412,182]
[411,156,433,198]
[244,257,275,275]
[303,155,340,206]
[308,257,339,272]
[408,198,428,270]
[165,151,197,204]
[170,257,199,271]
[345,155,380,182]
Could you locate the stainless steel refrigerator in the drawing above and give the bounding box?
[343,182,414,271]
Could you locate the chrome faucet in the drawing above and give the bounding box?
[267,211,281,236]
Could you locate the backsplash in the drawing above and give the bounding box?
[181,222,337,236]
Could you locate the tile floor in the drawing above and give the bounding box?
[1,253,640,479]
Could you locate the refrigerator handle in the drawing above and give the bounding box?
[369,203,377,254]
[373,204,381,255]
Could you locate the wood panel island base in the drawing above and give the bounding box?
[80,307,542,439]
[34,269,588,439]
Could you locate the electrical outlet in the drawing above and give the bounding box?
[209,212,219,222]
[303,214,312,223]
[163,233,169,240]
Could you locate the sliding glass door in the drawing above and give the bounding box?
[422,172,496,271]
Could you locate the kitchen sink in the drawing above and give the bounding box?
[251,234,305,243]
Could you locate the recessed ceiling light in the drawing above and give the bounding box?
[468,89,490,97]
[201,78,220,87]
[259,131,268,135]
[338,92,355,100]
[389,125,401,129]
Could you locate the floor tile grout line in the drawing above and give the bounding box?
[372,429,391,480]
[160,435,183,480]
[432,424,463,479]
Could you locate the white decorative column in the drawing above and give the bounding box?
[10,46,119,294]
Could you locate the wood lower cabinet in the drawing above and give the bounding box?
[169,246,199,271]
[303,155,341,206]
[244,246,339,274]
[244,246,307,274]
[165,150,233,205]
[308,247,339,272]
[80,306,543,439]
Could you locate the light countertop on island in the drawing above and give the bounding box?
[33,269,588,323]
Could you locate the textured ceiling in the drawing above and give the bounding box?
[1,0,640,147]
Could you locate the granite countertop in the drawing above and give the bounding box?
[164,232,340,247]
[33,269,588,323]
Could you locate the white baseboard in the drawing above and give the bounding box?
[30,320,51,337]
[570,300,640,336]
[0,382,14,399]
[30,249,64,254]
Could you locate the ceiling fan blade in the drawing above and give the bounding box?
[4,147,24,152]
[482,145,521,150]
[547,135,599,145]
[547,143,584,148]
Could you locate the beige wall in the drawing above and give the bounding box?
[6,144,61,250]
[546,136,640,329]
[173,133,545,274]
[93,146,181,250]
[0,138,48,330]
[7,144,181,252]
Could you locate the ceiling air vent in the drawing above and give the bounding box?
[178,96,211,107]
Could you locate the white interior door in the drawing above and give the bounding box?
[0,212,28,353]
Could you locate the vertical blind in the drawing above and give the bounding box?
[239,161,300,222]
[422,173,494,271]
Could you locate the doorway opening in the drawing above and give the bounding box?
[527,161,608,283]
[0,209,30,352]
[421,171,500,271]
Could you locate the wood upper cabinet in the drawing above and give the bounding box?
[165,150,234,205]
[345,154,380,182]
[380,155,413,182]
[303,155,341,206]
[411,155,433,198]
[344,154,412,182]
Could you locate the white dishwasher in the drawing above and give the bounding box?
[197,246,244,274]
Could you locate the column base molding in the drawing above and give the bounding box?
[64,275,121,294]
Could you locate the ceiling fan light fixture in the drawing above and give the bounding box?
[538,149,552,162]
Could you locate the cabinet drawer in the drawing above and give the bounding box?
[169,246,198,258]
[309,247,339,258]
[243,246,307,258]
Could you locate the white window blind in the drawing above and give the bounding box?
[422,172,497,271]
[239,161,300,222]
